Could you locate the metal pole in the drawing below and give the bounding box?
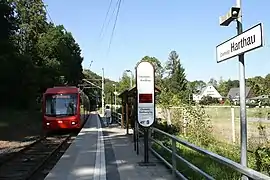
[111,91,113,121]
[236,0,248,179]
[144,128,149,163]
[114,86,117,112]
[130,72,133,88]
[102,68,105,116]
[231,107,236,143]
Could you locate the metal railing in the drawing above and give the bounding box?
[108,113,270,179]
[149,127,270,180]
[112,111,122,125]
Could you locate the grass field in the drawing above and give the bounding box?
[157,106,270,144]
[203,106,270,144]
[154,106,270,178]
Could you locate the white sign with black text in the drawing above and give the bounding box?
[136,61,155,127]
[216,23,263,63]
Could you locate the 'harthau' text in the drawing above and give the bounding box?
[231,35,255,52]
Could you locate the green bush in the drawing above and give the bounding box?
[199,96,220,105]
[261,99,270,106]
[223,99,232,105]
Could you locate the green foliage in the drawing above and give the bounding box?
[199,96,220,105]
[187,80,206,93]
[0,0,84,109]
[118,50,189,106]
[261,99,270,106]
[165,51,188,96]
[170,105,213,146]
[255,145,270,174]
[118,72,132,92]
[208,78,218,88]
[82,69,119,108]
[157,91,182,108]
[252,123,270,175]
[224,99,232,105]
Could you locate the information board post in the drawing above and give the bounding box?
[133,97,137,152]
[135,93,140,155]
[136,120,139,155]
[136,61,156,166]
[133,124,136,151]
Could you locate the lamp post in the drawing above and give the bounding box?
[125,69,133,88]
[113,84,117,112]
[101,68,105,116]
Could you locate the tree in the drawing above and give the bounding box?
[0,0,21,107]
[82,69,119,107]
[165,50,179,76]
[217,77,228,97]
[208,78,217,88]
[246,76,265,96]
[118,72,132,93]
[13,0,48,54]
[0,0,86,109]
[264,74,270,94]
[164,51,188,100]
[188,80,206,93]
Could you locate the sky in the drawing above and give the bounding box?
[43,0,270,82]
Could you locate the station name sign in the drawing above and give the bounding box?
[216,23,263,63]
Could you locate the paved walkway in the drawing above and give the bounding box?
[101,117,176,180]
[45,113,176,180]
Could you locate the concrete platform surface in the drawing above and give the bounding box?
[100,117,176,180]
[45,112,176,180]
[45,113,105,180]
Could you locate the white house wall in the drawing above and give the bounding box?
[201,85,222,98]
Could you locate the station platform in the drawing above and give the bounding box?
[45,112,176,180]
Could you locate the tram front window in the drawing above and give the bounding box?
[45,94,78,117]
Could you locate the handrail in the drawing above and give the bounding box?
[109,111,269,179]
[112,111,121,125]
[149,127,270,180]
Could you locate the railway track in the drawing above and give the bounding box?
[0,134,74,180]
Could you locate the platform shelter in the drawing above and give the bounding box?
[118,85,161,134]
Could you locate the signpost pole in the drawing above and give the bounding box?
[133,99,137,151]
[236,1,248,179]
[133,119,136,150]
[144,128,149,163]
[217,1,263,179]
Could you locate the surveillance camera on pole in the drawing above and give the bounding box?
[219,7,240,26]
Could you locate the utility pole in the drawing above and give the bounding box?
[114,86,117,112]
[236,1,248,179]
[130,75,132,88]
[102,68,105,116]
[113,84,117,112]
